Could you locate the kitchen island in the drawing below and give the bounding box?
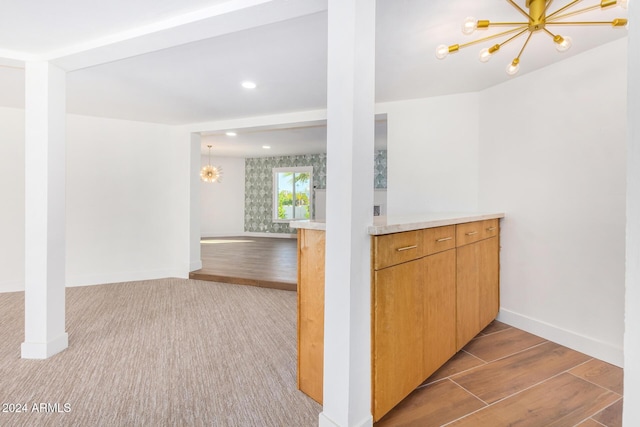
[291,212,504,421]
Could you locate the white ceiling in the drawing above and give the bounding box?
[0,0,629,157]
[201,119,388,157]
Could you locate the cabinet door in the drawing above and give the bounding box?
[297,229,325,404]
[373,260,424,420]
[478,236,500,329]
[456,236,500,350]
[423,249,457,378]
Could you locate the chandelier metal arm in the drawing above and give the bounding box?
[547,4,601,21]
[506,0,533,20]
[456,25,529,50]
[498,28,531,49]
[483,21,530,27]
[543,27,557,37]
[546,19,627,25]
[515,31,535,61]
[540,0,557,21]
[546,0,585,20]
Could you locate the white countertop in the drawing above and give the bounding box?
[290,212,505,235]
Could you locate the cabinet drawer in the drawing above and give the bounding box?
[456,219,500,247]
[373,231,421,270]
[483,219,500,239]
[422,225,456,256]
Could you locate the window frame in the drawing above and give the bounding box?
[272,166,313,223]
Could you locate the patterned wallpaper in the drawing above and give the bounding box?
[245,150,387,233]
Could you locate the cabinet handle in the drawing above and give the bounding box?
[486,227,497,232]
[465,231,478,236]
[396,245,418,252]
[436,237,453,242]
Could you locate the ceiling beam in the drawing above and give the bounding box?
[49,0,327,72]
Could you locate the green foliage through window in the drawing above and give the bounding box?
[274,168,312,221]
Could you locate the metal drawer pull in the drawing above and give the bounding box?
[396,245,418,252]
[465,231,478,236]
[436,237,453,242]
[486,227,497,232]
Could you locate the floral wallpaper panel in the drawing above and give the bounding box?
[245,150,386,233]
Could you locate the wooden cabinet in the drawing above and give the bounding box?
[296,218,500,421]
[373,258,424,417]
[373,230,421,270]
[297,229,325,404]
[422,249,456,379]
[371,231,457,420]
[456,219,500,350]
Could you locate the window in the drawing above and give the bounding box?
[273,167,313,222]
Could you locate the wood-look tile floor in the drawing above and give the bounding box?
[375,321,623,427]
[189,236,298,291]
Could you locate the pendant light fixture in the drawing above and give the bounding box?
[200,145,223,183]
[435,0,628,76]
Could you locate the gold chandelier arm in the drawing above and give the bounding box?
[515,31,535,61]
[546,19,627,25]
[497,27,530,48]
[484,21,529,26]
[546,0,584,20]
[542,0,556,19]
[456,25,529,50]
[506,0,533,20]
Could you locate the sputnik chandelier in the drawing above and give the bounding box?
[436,0,628,75]
[200,144,223,183]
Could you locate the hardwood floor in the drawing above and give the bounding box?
[189,236,298,291]
[189,238,623,426]
[375,321,623,427]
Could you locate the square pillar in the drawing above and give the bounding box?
[321,1,376,426]
[190,133,203,272]
[21,61,68,359]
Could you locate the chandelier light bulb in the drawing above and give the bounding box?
[462,17,477,35]
[479,44,500,63]
[479,48,492,62]
[506,59,520,76]
[554,35,573,52]
[435,44,449,59]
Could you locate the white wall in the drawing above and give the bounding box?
[200,156,245,236]
[65,114,189,286]
[381,93,480,215]
[479,39,627,366]
[0,107,25,292]
[624,0,640,422]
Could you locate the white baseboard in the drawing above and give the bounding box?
[0,279,24,293]
[319,413,373,427]
[200,231,244,238]
[200,232,296,239]
[21,332,68,359]
[190,260,203,272]
[242,231,297,239]
[66,268,187,288]
[498,308,623,367]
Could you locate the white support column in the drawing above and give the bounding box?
[190,133,203,271]
[21,61,68,359]
[624,0,640,424]
[321,1,376,426]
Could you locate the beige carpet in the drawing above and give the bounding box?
[0,278,322,426]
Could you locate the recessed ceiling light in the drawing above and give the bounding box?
[226,131,237,137]
[262,145,271,149]
[241,81,257,89]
